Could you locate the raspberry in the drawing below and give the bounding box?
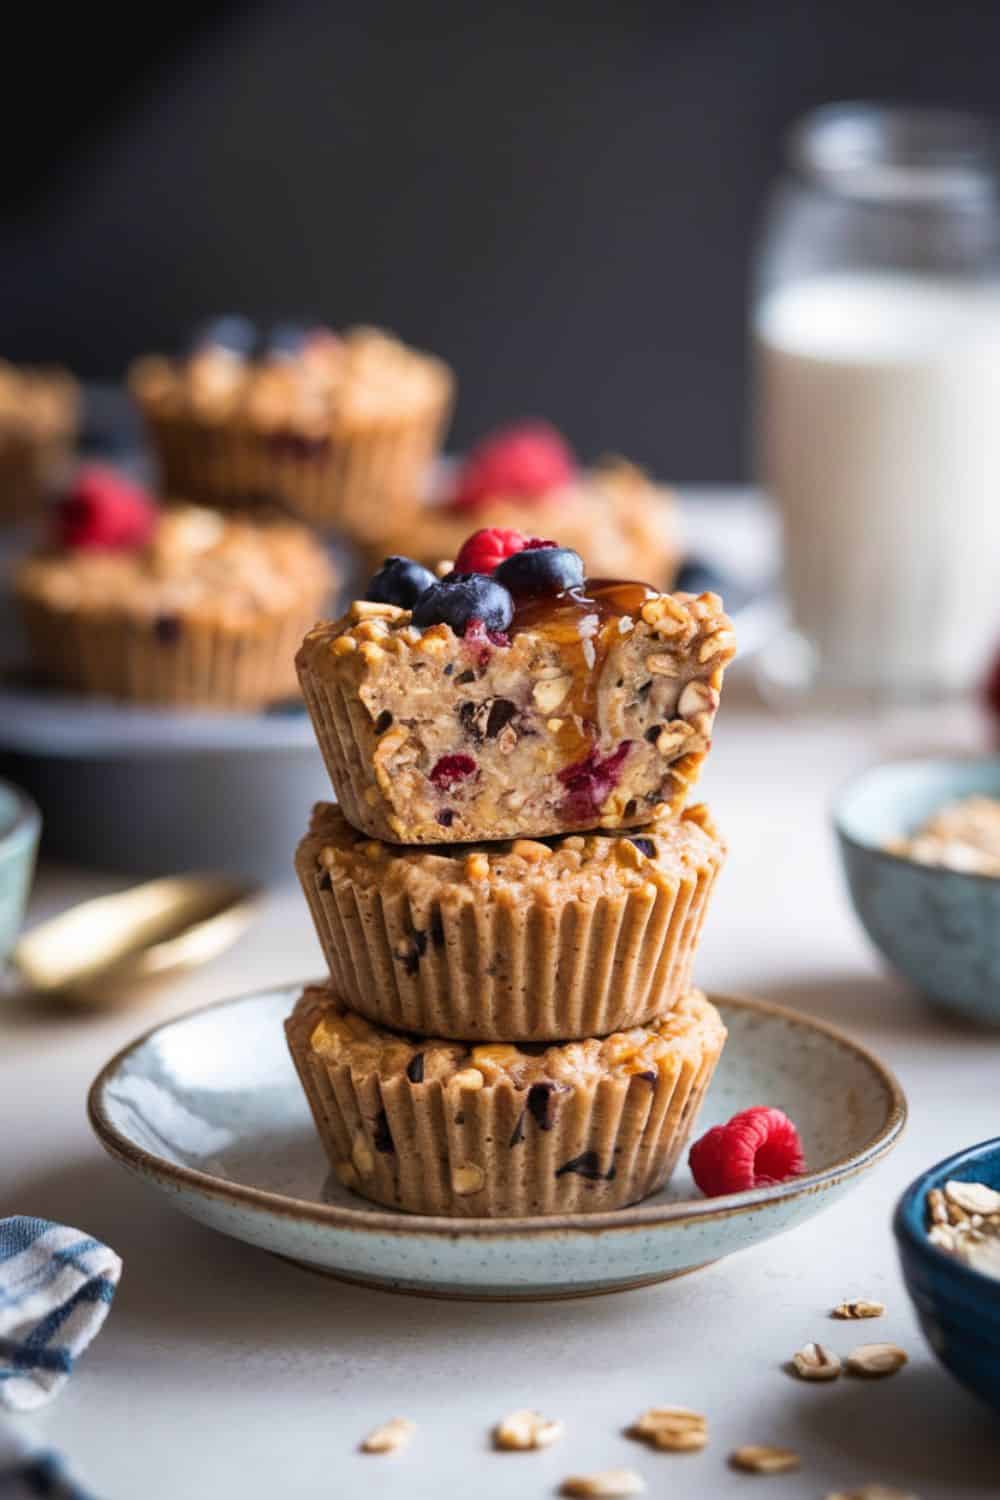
[558,742,632,821]
[689,1107,805,1197]
[56,466,157,551]
[429,753,477,791]
[452,528,558,576]
[450,422,576,511]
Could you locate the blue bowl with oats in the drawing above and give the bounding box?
[894,1138,1000,1413]
[0,777,40,965]
[834,756,1000,1025]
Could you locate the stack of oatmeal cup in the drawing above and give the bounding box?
[285,541,736,1217]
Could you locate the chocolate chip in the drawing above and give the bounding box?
[527,1081,558,1131]
[455,669,476,685]
[399,929,428,976]
[430,909,445,947]
[486,698,517,737]
[317,869,332,892]
[372,1110,395,1154]
[638,679,653,699]
[459,696,518,743]
[436,809,455,828]
[636,1069,658,1086]
[154,613,181,645]
[406,1052,425,1084]
[624,799,638,818]
[508,1108,526,1148]
[443,663,454,676]
[374,710,393,734]
[628,837,656,858]
[515,1041,549,1057]
[555,1151,616,1182]
[644,723,663,744]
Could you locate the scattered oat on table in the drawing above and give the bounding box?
[845,1343,908,1378]
[626,1405,707,1451]
[832,1299,885,1320]
[360,1417,416,1454]
[492,1408,564,1451]
[824,1487,918,1500]
[560,1468,646,1497]
[729,1444,800,1474]
[789,1341,842,1380]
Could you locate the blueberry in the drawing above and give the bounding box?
[411,574,514,635]
[266,321,310,358]
[366,555,438,609]
[190,315,257,357]
[493,545,584,597]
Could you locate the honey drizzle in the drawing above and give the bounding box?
[511,578,657,760]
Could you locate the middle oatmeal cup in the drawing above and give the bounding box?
[285,984,727,1217]
[296,801,726,1040]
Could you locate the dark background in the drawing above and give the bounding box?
[4,0,1000,478]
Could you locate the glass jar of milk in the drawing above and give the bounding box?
[754,104,1000,700]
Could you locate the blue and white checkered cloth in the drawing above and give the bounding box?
[0,1218,121,1499]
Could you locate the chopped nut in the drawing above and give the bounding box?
[360,1416,416,1454]
[698,629,735,663]
[496,724,518,754]
[511,839,553,863]
[644,653,680,677]
[533,675,572,713]
[790,1341,842,1380]
[656,724,693,756]
[627,1406,707,1452]
[927,1188,949,1225]
[359,641,385,665]
[677,680,718,727]
[730,1445,800,1474]
[846,1343,908,1378]
[493,1408,564,1451]
[450,1068,485,1092]
[331,634,357,655]
[560,1469,646,1497]
[451,1162,486,1196]
[945,1179,1000,1216]
[465,852,489,881]
[350,600,405,622]
[351,1132,375,1176]
[356,618,391,641]
[471,1044,521,1066]
[832,1299,885,1320]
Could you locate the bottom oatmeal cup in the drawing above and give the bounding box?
[285,984,726,1217]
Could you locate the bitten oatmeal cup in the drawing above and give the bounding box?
[129,326,453,533]
[296,586,735,843]
[285,985,727,1217]
[296,802,726,1040]
[16,503,334,709]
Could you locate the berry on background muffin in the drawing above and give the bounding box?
[357,421,680,589]
[129,320,454,534]
[296,800,726,1040]
[0,361,79,520]
[285,983,727,1217]
[16,466,335,709]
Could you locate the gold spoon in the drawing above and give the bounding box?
[13,876,261,1007]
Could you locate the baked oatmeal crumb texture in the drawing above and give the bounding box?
[301,984,724,1088]
[130,326,451,431]
[17,505,334,629]
[297,585,735,842]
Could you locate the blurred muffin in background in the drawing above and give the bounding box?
[130,318,453,535]
[0,362,80,520]
[360,421,679,587]
[16,466,335,710]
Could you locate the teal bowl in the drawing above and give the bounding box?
[834,756,1000,1025]
[0,778,40,964]
[894,1139,1000,1413]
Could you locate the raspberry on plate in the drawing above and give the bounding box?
[56,466,158,551]
[451,421,577,511]
[689,1106,804,1196]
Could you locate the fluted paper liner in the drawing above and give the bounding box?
[296,803,726,1040]
[142,396,451,534]
[285,986,727,1218]
[18,593,322,708]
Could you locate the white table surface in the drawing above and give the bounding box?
[3,688,1000,1499]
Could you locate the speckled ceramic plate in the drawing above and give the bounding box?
[88,985,905,1299]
